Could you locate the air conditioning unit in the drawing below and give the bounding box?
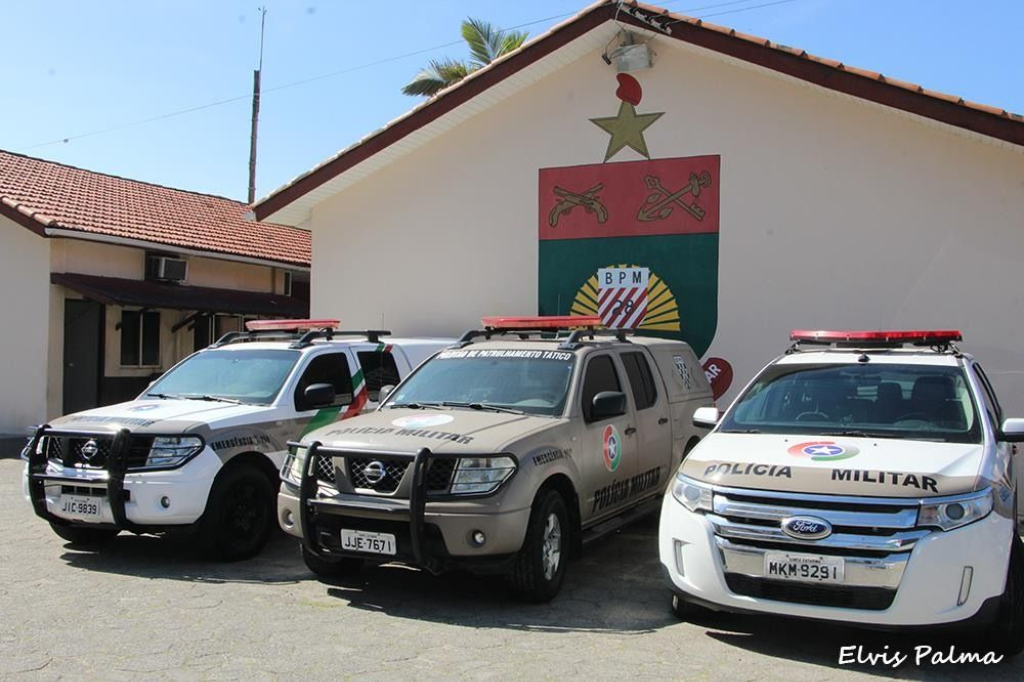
[146,256,188,282]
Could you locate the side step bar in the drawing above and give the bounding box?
[580,496,662,546]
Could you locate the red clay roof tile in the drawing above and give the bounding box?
[0,150,309,267]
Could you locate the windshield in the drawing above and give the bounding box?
[719,362,982,444]
[145,349,300,405]
[386,348,575,416]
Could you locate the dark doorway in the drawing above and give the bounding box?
[63,299,103,415]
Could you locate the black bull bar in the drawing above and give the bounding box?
[292,441,458,574]
[25,424,145,533]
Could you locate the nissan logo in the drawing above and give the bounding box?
[363,461,387,485]
[80,440,100,462]
[781,515,832,541]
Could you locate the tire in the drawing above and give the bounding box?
[509,488,570,603]
[197,465,275,561]
[670,592,702,621]
[49,522,119,546]
[300,544,363,578]
[985,534,1024,656]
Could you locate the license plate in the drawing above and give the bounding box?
[340,529,396,555]
[58,494,103,520]
[764,552,845,583]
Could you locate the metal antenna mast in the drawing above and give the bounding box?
[247,6,267,205]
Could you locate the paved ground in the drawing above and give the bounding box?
[1,458,1019,681]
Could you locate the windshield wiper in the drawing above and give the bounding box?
[388,402,448,410]
[721,428,763,434]
[146,393,183,400]
[182,395,244,405]
[822,429,884,438]
[442,401,526,415]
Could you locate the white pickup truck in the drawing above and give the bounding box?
[23,320,450,560]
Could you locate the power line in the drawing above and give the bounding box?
[13,0,803,152]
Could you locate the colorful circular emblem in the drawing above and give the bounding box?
[391,414,454,429]
[572,263,680,333]
[787,441,860,461]
[602,424,622,472]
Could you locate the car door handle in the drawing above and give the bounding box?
[658,417,669,425]
[624,426,637,436]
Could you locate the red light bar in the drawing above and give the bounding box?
[791,329,962,344]
[481,315,603,330]
[245,319,340,332]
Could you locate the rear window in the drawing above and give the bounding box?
[357,350,401,401]
[719,362,981,444]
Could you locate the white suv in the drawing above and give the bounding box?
[23,320,450,560]
[660,330,1024,654]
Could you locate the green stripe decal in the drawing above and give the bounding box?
[299,406,343,438]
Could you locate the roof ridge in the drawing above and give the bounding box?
[0,147,249,208]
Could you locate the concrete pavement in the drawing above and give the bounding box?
[0,458,1018,680]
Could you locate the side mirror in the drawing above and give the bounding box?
[591,391,626,421]
[378,384,395,403]
[303,383,336,409]
[693,406,720,429]
[1001,418,1024,443]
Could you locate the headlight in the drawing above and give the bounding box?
[450,456,516,495]
[146,436,203,468]
[671,474,714,513]
[281,446,308,486]
[918,488,993,531]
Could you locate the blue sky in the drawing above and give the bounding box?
[1,0,1020,203]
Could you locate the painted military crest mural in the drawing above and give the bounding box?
[538,73,720,358]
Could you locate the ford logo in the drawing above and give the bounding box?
[363,461,387,485]
[80,440,100,462]
[781,515,832,540]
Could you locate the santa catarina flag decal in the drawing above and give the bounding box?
[538,155,720,355]
[788,441,860,462]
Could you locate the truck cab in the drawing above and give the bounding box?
[279,316,714,600]
[660,330,1024,655]
[23,320,450,560]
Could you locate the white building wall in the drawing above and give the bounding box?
[310,39,1024,411]
[0,217,50,435]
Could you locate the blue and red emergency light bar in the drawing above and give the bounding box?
[481,315,603,330]
[791,329,963,346]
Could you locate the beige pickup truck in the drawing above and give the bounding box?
[278,317,714,600]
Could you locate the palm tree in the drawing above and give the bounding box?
[402,18,528,97]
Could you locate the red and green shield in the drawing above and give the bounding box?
[538,155,720,356]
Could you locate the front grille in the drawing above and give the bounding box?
[709,488,926,555]
[45,435,113,468]
[726,574,896,610]
[425,459,456,493]
[44,434,154,470]
[315,452,336,484]
[719,491,911,515]
[349,458,409,493]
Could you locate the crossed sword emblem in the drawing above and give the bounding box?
[638,171,712,222]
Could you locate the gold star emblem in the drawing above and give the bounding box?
[590,102,664,162]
